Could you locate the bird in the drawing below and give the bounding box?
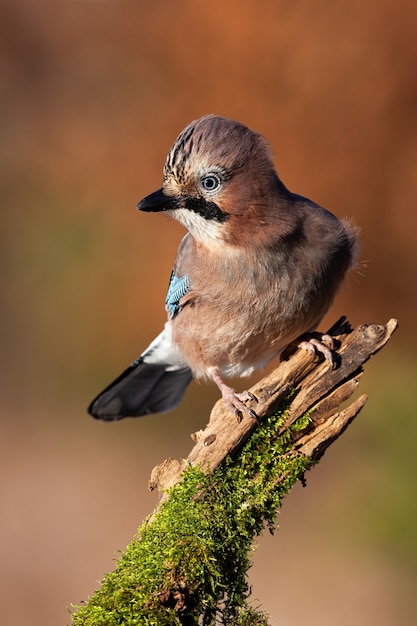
[88,114,357,422]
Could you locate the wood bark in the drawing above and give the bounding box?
[149,317,398,494]
[71,317,398,626]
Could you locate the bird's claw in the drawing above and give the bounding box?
[236,390,258,405]
[208,368,259,422]
[223,392,259,423]
[299,333,336,369]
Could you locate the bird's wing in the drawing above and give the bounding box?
[88,325,192,421]
[165,271,191,318]
[165,233,194,319]
[89,236,195,421]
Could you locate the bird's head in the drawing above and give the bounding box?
[137,115,288,247]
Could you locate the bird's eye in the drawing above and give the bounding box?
[201,174,221,192]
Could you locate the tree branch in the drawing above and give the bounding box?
[150,317,397,492]
[71,317,398,626]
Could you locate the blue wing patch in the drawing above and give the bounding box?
[165,271,191,318]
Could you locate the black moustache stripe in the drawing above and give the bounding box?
[183,196,229,223]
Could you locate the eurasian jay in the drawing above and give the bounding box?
[88,115,357,421]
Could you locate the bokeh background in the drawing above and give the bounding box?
[1,1,416,625]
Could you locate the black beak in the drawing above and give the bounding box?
[136,188,177,213]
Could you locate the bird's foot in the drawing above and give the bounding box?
[298,333,336,369]
[223,388,259,422]
[208,368,259,422]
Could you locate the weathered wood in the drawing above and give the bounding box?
[149,318,398,493]
[73,317,398,626]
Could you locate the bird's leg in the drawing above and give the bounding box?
[298,333,336,369]
[208,367,258,422]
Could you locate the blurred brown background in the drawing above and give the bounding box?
[1,1,416,625]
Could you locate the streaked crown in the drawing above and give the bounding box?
[163,114,272,187]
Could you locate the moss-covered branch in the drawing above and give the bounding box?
[71,318,397,626]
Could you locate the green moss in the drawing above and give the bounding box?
[71,409,314,625]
